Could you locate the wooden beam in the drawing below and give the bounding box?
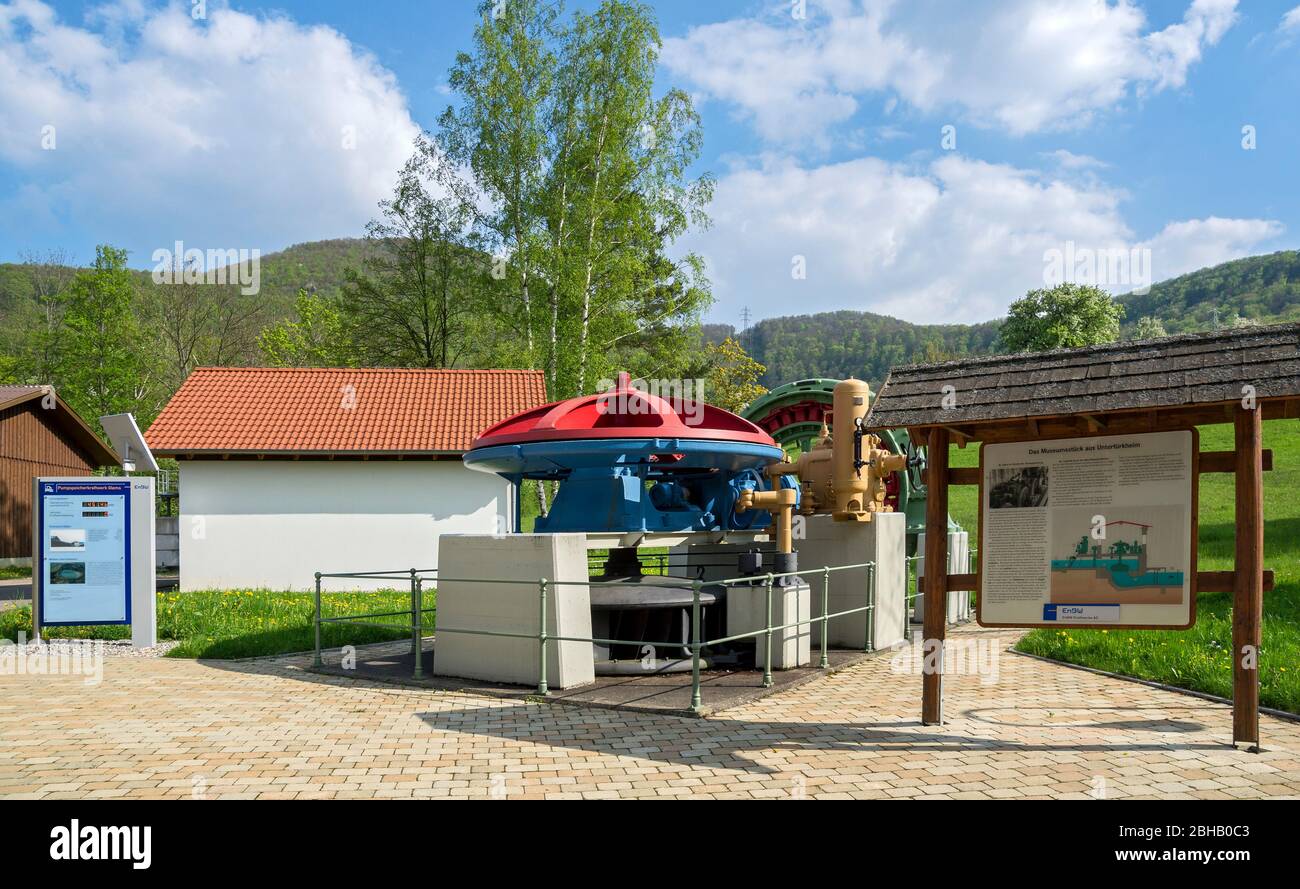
[945,573,977,592]
[940,425,969,446]
[1082,413,1107,432]
[922,427,950,726]
[947,467,980,486]
[897,398,1300,446]
[1199,450,1273,474]
[1233,406,1264,749]
[1198,570,1274,594]
[914,572,978,591]
[915,571,977,592]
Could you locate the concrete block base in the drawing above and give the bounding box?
[726,581,811,670]
[795,512,907,651]
[434,533,594,689]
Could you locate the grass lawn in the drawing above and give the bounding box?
[0,564,31,580]
[0,588,433,659]
[947,419,1300,714]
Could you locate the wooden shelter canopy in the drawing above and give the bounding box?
[867,322,1300,442]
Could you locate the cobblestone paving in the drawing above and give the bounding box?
[2,627,1298,799]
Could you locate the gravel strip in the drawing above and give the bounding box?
[7,638,180,658]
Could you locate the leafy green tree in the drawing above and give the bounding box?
[999,283,1124,353]
[1130,316,1168,340]
[259,290,360,367]
[341,135,490,368]
[704,336,766,414]
[59,245,156,424]
[147,257,264,392]
[547,1,713,395]
[0,250,76,386]
[440,0,557,368]
[441,0,712,399]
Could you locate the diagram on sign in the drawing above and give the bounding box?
[1049,506,1186,606]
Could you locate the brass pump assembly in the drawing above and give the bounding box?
[737,378,912,562]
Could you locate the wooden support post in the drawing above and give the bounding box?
[922,428,950,726]
[1233,405,1264,749]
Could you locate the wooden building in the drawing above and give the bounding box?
[0,386,120,560]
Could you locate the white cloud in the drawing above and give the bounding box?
[690,153,1281,325]
[0,0,420,256]
[663,0,1239,141]
[1043,149,1109,170]
[1281,5,1300,34]
[1138,217,1285,281]
[660,0,935,144]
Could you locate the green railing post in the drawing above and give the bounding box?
[409,568,418,657]
[537,578,549,696]
[763,573,774,688]
[412,577,424,680]
[865,562,875,653]
[312,572,323,667]
[690,579,703,716]
[820,566,830,669]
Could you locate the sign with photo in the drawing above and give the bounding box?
[37,479,133,626]
[977,429,1197,629]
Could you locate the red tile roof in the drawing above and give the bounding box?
[145,367,548,456]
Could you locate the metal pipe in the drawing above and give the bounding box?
[409,568,418,657]
[313,572,322,668]
[537,578,549,696]
[412,577,424,680]
[763,573,774,688]
[690,579,703,715]
[820,566,830,669]
[865,562,875,652]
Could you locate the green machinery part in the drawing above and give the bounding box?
[740,378,961,550]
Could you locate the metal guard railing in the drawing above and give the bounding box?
[310,561,879,716]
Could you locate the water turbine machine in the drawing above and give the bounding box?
[436,373,914,688]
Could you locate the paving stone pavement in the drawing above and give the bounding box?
[1,626,1298,800]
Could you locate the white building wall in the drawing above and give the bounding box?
[177,460,512,591]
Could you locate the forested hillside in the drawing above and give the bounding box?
[1116,250,1300,333]
[4,246,1298,412]
[712,250,1300,386]
[735,312,1002,386]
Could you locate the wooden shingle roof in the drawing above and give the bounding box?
[867,322,1300,433]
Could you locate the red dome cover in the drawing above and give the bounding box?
[471,372,778,448]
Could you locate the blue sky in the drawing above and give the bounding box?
[2,0,1298,325]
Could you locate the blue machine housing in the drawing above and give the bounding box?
[463,437,798,534]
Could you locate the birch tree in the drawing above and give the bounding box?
[440,0,558,369]
[441,0,713,400]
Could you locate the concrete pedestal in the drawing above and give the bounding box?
[726,580,811,669]
[796,512,907,651]
[667,541,772,583]
[913,530,972,625]
[434,533,594,689]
